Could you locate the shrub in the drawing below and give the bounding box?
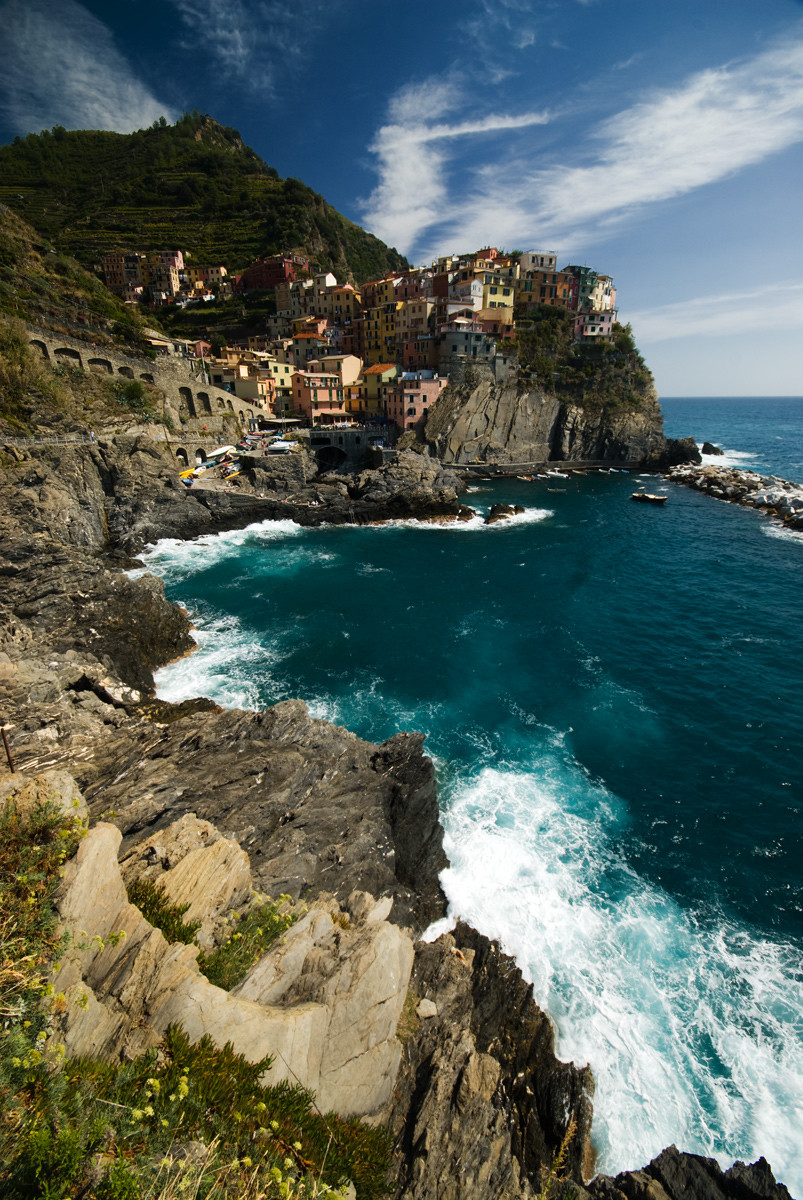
[126,878,200,945]
[198,898,297,991]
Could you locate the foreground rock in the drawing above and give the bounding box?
[52,808,414,1117]
[668,464,803,529]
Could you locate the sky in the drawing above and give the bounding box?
[1,0,801,396]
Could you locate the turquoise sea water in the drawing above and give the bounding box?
[138,397,803,1192]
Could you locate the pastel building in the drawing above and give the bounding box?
[573,310,616,341]
[385,371,448,431]
[346,362,399,418]
[291,370,347,425]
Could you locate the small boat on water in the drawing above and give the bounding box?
[631,491,668,505]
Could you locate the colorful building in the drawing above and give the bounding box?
[291,370,347,425]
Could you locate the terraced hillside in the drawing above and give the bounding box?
[0,113,407,283]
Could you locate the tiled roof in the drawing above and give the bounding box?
[362,362,397,374]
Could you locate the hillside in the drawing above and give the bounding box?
[0,113,408,283]
[508,305,655,410]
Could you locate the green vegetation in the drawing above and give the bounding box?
[0,114,408,284]
[125,879,201,945]
[511,306,654,410]
[0,318,68,431]
[0,203,151,348]
[112,379,160,423]
[198,898,298,992]
[0,800,392,1199]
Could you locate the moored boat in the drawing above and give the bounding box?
[631,491,668,504]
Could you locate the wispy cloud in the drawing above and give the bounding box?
[166,0,336,91]
[627,282,803,343]
[360,79,550,255]
[0,0,173,137]
[363,32,803,262]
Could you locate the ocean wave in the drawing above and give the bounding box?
[763,524,803,545]
[132,519,303,584]
[366,507,554,532]
[437,760,803,1192]
[153,607,280,710]
[700,447,757,469]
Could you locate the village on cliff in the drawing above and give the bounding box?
[100,246,618,435]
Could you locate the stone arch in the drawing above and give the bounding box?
[118,365,134,379]
[226,399,234,412]
[29,339,50,360]
[175,447,189,467]
[88,357,113,374]
[179,387,196,418]
[217,398,226,410]
[139,372,155,383]
[197,392,212,414]
[54,346,83,368]
[195,447,208,464]
[316,445,348,470]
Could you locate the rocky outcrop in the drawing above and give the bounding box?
[668,464,803,529]
[387,923,595,1199]
[585,1145,792,1200]
[242,448,471,525]
[51,809,414,1117]
[424,368,696,468]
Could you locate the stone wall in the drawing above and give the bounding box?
[26,325,259,437]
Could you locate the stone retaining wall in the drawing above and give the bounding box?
[26,325,260,436]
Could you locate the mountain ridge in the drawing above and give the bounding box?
[0,112,408,284]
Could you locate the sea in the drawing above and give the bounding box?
[135,397,803,1194]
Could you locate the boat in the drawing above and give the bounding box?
[631,491,668,504]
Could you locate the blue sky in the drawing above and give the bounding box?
[1,0,802,396]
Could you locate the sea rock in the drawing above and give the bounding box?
[667,464,803,530]
[485,503,524,524]
[388,923,595,1199]
[585,1145,793,1200]
[701,442,724,456]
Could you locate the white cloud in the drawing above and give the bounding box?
[360,79,550,254]
[0,0,173,137]
[363,32,803,263]
[626,281,803,344]
[167,0,335,90]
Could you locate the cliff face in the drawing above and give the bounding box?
[424,367,683,467]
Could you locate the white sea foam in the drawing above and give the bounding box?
[438,760,803,1192]
[154,609,280,709]
[763,524,803,545]
[700,447,757,470]
[366,507,554,532]
[133,519,303,583]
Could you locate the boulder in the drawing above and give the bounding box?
[0,768,87,824]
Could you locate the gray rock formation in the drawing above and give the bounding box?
[668,464,803,528]
[423,368,696,468]
[52,810,414,1117]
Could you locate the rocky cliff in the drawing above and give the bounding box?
[0,435,790,1200]
[424,366,697,468]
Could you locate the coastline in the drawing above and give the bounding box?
[0,434,795,1200]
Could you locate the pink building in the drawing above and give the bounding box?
[385,371,448,431]
[291,370,347,425]
[573,310,616,342]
